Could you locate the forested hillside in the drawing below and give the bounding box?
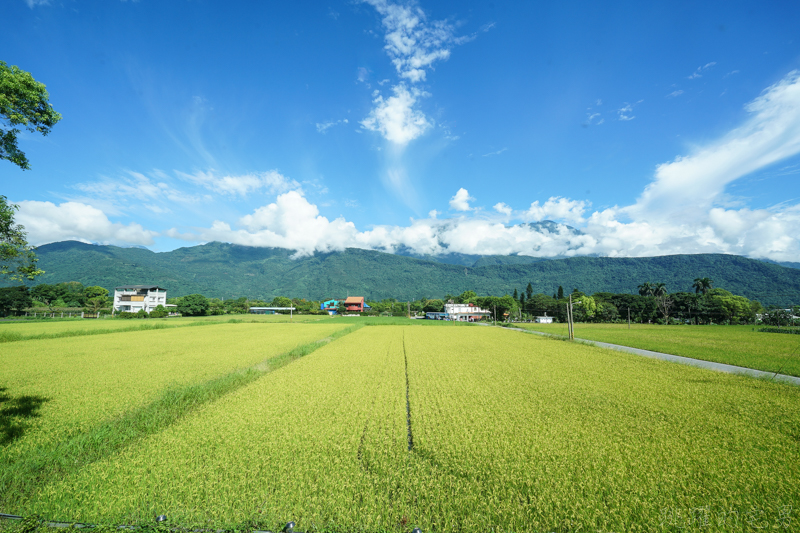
[15,240,800,306]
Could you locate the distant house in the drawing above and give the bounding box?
[114,285,167,313]
[535,315,553,324]
[344,296,370,313]
[320,299,341,315]
[444,302,491,322]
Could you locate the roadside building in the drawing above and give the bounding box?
[344,296,370,313]
[535,314,554,324]
[444,302,491,322]
[113,285,167,313]
[249,307,296,315]
[320,299,341,315]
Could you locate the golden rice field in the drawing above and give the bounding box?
[2,322,798,533]
[0,314,339,343]
[514,322,800,377]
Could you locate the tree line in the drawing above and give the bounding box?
[505,278,769,325]
[0,278,788,326]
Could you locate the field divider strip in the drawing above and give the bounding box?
[503,325,800,386]
[0,323,363,510]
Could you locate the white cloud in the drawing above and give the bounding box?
[360,84,431,145]
[493,202,512,216]
[523,197,587,224]
[176,169,301,197]
[360,0,469,146]
[16,201,157,246]
[316,119,349,134]
[667,90,684,98]
[37,72,800,262]
[449,188,474,211]
[24,0,49,7]
[630,70,800,221]
[197,191,361,259]
[364,0,456,82]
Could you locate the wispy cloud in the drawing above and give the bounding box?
[360,0,471,146]
[617,100,643,121]
[364,0,458,83]
[688,61,717,79]
[316,119,349,134]
[667,89,684,98]
[482,147,507,157]
[175,170,301,197]
[630,70,800,221]
[24,0,49,7]
[583,111,604,127]
[158,71,800,262]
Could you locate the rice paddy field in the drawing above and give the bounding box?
[514,322,800,377]
[2,319,799,532]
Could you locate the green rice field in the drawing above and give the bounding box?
[513,322,800,377]
[2,321,799,532]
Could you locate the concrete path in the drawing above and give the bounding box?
[506,326,800,387]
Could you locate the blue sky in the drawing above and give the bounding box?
[3,0,800,261]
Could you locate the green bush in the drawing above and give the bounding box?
[149,305,169,318]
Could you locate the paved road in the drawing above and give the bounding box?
[507,326,800,387]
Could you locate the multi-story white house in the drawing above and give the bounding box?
[444,302,491,321]
[113,285,167,313]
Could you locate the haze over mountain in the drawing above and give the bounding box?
[22,241,800,307]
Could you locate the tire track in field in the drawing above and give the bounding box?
[403,330,414,452]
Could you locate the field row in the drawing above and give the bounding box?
[4,325,798,532]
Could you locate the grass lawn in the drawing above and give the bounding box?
[512,322,800,376]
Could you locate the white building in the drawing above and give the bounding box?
[535,315,554,324]
[444,302,491,321]
[114,285,167,313]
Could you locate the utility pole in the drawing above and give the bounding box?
[568,294,575,340]
[493,305,496,326]
[627,307,631,330]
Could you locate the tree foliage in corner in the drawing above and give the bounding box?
[1,61,61,170]
[1,195,43,282]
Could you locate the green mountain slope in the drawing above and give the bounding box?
[19,241,800,306]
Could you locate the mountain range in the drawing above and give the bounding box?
[13,240,800,307]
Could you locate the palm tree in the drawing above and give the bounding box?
[693,277,713,295]
[638,282,653,296]
[653,283,668,297]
